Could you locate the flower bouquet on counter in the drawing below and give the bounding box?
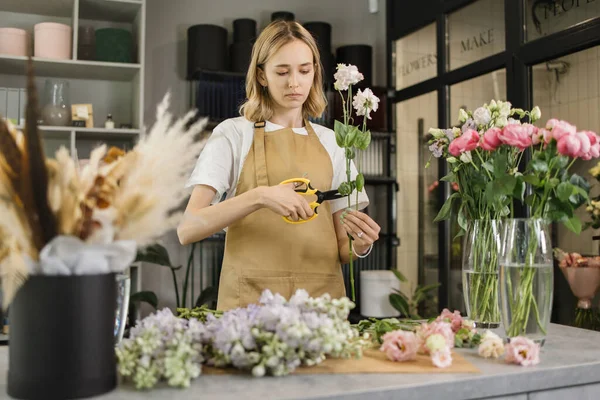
[0,59,208,399]
[332,63,380,301]
[554,248,600,331]
[117,289,366,388]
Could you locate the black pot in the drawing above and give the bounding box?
[303,22,332,55]
[230,42,253,73]
[8,274,117,400]
[233,18,256,43]
[271,11,295,22]
[187,24,228,78]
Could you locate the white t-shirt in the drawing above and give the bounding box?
[185,116,369,214]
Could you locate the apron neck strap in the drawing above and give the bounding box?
[253,121,269,186]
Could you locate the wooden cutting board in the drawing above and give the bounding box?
[202,348,480,375]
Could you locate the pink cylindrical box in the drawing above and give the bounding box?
[34,22,72,60]
[0,28,28,56]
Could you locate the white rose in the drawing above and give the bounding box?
[473,107,492,126]
[496,116,508,128]
[352,88,380,119]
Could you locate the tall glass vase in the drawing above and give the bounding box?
[462,219,502,328]
[499,218,554,345]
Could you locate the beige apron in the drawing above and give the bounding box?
[216,120,346,311]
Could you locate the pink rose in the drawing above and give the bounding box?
[557,134,581,158]
[579,131,600,160]
[576,131,591,158]
[416,321,454,354]
[547,118,576,141]
[436,308,463,333]
[481,127,502,151]
[504,336,540,366]
[380,330,418,362]
[542,128,553,144]
[448,129,480,157]
[498,124,534,150]
[431,348,453,368]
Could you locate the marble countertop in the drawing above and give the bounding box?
[1,323,599,400]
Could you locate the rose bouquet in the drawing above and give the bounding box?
[331,64,380,300]
[427,101,597,337]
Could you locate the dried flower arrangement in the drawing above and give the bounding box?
[0,59,209,308]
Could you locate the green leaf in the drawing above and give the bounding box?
[496,175,517,196]
[345,147,355,160]
[557,182,573,202]
[389,293,409,317]
[392,269,408,282]
[334,120,348,148]
[513,179,526,202]
[493,152,508,177]
[440,172,455,182]
[523,175,541,186]
[564,217,582,234]
[356,173,365,192]
[414,282,441,295]
[345,126,359,147]
[554,155,570,170]
[531,159,549,173]
[135,244,180,269]
[457,203,468,233]
[355,130,372,150]
[434,192,460,222]
[338,182,352,196]
[525,193,536,206]
[195,286,218,307]
[482,161,494,174]
[130,291,158,309]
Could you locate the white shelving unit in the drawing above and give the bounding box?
[0,0,146,292]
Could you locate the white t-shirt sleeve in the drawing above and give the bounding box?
[329,144,370,214]
[184,121,235,205]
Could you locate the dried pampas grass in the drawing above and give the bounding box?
[110,93,208,246]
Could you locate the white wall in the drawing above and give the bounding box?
[140,0,387,313]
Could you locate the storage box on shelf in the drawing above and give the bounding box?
[0,0,145,160]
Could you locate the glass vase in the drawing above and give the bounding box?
[41,79,71,126]
[114,269,131,344]
[462,219,502,328]
[499,218,554,345]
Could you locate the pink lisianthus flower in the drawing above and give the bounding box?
[380,330,418,362]
[481,127,502,151]
[546,118,576,141]
[557,134,582,158]
[578,131,600,160]
[498,123,535,150]
[416,321,454,354]
[436,308,463,333]
[431,347,453,368]
[448,129,479,157]
[504,336,540,366]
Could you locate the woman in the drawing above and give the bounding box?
[177,20,381,311]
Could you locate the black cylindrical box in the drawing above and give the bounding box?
[336,45,373,88]
[187,24,228,79]
[271,11,295,22]
[8,274,117,400]
[233,18,256,43]
[230,42,253,73]
[303,22,331,55]
[321,51,335,85]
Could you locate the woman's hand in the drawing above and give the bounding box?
[341,209,381,254]
[257,184,314,222]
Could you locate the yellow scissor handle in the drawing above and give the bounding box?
[279,178,319,224]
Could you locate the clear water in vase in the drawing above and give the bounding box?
[499,263,554,345]
[462,270,500,328]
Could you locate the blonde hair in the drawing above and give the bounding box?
[240,20,326,122]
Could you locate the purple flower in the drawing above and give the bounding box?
[462,119,477,133]
[429,141,444,158]
[443,129,455,142]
